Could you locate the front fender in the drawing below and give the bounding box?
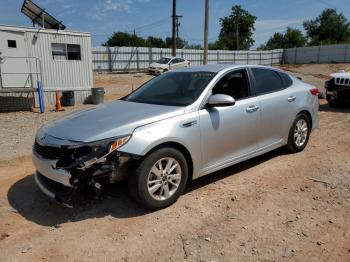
[119,112,201,178]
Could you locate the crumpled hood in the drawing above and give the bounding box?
[39,100,184,145]
[149,62,168,69]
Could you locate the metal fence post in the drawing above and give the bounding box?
[344,45,349,63]
[270,50,273,65]
[200,53,203,65]
[136,48,140,72]
[107,46,112,72]
[233,52,236,64]
[217,51,220,63]
[148,47,152,64]
[259,52,262,65]
[281,49,285,65]
[317,45,321,63]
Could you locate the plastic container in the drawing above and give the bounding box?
[92,87,105,104]
[61,91,75,106]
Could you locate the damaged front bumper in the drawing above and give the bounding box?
[32,138,139,205]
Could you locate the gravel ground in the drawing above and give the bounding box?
[0,64,349,261]
[0,100,349,261]
[0,105,91,161]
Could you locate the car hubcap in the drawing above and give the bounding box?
[147,157,182,201]
[294,119,308,147]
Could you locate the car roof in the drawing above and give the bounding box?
[161,56,185,59]
[173,64,279,73]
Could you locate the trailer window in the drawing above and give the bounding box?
[52,43,81,61]
[52,43,67,60]
[7,40,17,48]
[67,44,81,60]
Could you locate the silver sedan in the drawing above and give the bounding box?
[33,64,319,209]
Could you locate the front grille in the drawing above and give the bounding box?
[33,141,67,159]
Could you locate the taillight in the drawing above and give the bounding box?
[310,88,320,96]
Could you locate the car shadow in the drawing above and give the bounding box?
[7,147,287,227]
[319,102,350,113]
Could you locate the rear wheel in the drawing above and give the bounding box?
[128,147,188,210]
[286,114,311,153]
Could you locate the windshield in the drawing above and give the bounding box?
[125,71,216,106]
[156,57,171,64]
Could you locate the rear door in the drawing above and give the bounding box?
[250,68,296,148]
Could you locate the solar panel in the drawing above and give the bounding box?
[21,0,66,30]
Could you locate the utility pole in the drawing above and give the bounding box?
[203,0,209,64]
[175,15,183,40]
[172,0,176,57]
[235,20,239,50]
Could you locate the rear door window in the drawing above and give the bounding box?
[278,72,293,88]
[252,68,286,95]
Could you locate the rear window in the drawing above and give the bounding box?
[252,68,286,95]
[278,71,293,88]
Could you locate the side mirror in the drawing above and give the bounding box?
[207,94,235,107]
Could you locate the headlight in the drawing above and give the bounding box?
[78,135,131,169]
[108,135,131,153]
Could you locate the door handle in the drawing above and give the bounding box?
[246,105,259,113]
[287,96,296,102]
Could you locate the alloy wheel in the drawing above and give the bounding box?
[147,157,182,201]
[294,119,308,147]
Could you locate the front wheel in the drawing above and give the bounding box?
[128,147,188,210]
[286,113,311,153]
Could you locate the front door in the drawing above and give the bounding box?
[199,69,260,172]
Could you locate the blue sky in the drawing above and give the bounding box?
[0,0,349,49]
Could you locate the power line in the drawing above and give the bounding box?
[90,17,171,37]
[133,17,171,32]
[317,0,350,17]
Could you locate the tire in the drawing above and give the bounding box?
[128,147,188,210]
[286,113,311,153]
[328,100,338,108]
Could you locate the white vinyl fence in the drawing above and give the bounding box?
[92,46,284,72]
[283,44,350,64]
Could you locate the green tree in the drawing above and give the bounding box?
[284,27,307,48]
[303,8,350,45]
[104,32,146,47]
[260,27,306,50]
[261,32,285,50]
[217,5,257,50]
[185,44,203,49]
[165,37,188,49]
[146,36,166,48]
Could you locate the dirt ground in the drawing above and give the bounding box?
[0,64,350,262]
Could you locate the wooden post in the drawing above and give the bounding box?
[203,0,209,64]
[172,0,176,57]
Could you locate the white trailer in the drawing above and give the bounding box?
[0,24,92,111]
